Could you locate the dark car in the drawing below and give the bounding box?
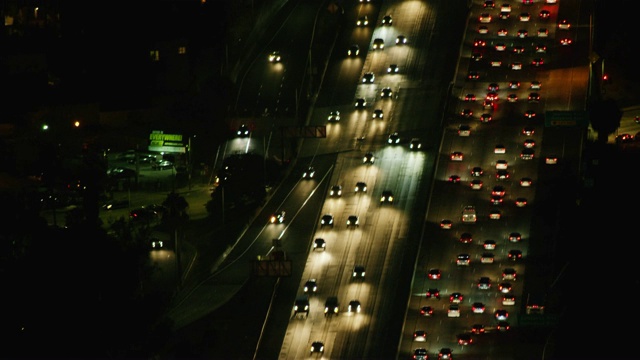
[347,299,362,313]
[310,341,324,354]
[352,265,366,279]
[508,249,523,261]
[313,238,326,251]
[304,279,318,294]
[457,333,473,345]
[324,296,339,316]
[380,190,394,204]
[302,166,316,179]
[426,288,440,299]
[355,181,368,192]
[346,215,359,227]
[320,214,334,227]
[329,185,342,197]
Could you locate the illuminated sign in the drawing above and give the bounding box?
[148,131,186,153]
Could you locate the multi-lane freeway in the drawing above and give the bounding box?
[162,0,591,358]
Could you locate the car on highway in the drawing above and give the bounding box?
[470,179,483,190]
[310,341,324,354]
[471,166,483,176]
[381,14,392,25]
[458,125,471,136]
[492,185,506,196]
[324,296,339,316]
[503,268,517,281]
[355,98,366,108]
[546,156,559,164]
[428,268,442,280]
[450,151,464,161]
[495,309,509,321]
[269,211,285,224]
[479,13,492,23]
[268,51,281,62]
[313,238,326,251]
[293,295,310,318]
[380,190,394,204]
[355,182,367,192]
[508,249,523,261]
[484,240,497,250]
[348,44,360,56]
[481,252,494,264]
[502,295,516,306]
[496,170,510,180]
[410,138,422,150]
[363,152,375,164]
[447,304,460,317]
[320,214,334,227]
[356,15,368,26]
[440,219,453,229]
[509,232,521,242]
[515,197,528,207]
[477,277,492,290]
[362,72,375,83]
[413,348,428,360]
[304,279,317,294]
[449,292,463,303]
[347,300,361,313]
[372,109,384,119]
[520,177,533,187]
[480,113,492,123]
[302,166,316,179]
[380,87,393,98]
[327,111,340,122]
[457,334,473,345]
[457,254,470,266]
[507,93,518,102]
[448,175,461,183]
[558,19,571,30]
[489,209,502,219]
[426,288,440,299]
[352,265,365,279]
[472,324,485,334]
[461,108,473,118]
[420,306,434,317]
[413,330,427,342]
[236,124,250,137]
[472,302,486,314]
[346,215,359,227]
[459,232,473,244]
[498,282,512,293]
[387,64,399,73]
[438,348,453,360]
[387,132,401,144]
[372,38,384,50]
[329,185,342,197]
[396,35,407,44]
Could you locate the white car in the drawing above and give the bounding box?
[489,210,501,220]
[530,81,542,90]
[494,144,506,154]
[502,295,516,306]
[496,160,508,170]
[520,177,533,187]
[545,156,558,164]
[511,62,522,70]
[481,253,495,264]
[470,179,483,190]
[538,28,549,37]
[448,305,460,317]
[500,4,511,12]
[458,125,471,136]
[479,13,492,23]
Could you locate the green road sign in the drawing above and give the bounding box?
[545,110,589,127]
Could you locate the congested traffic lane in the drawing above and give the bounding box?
[399,0,588,358]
